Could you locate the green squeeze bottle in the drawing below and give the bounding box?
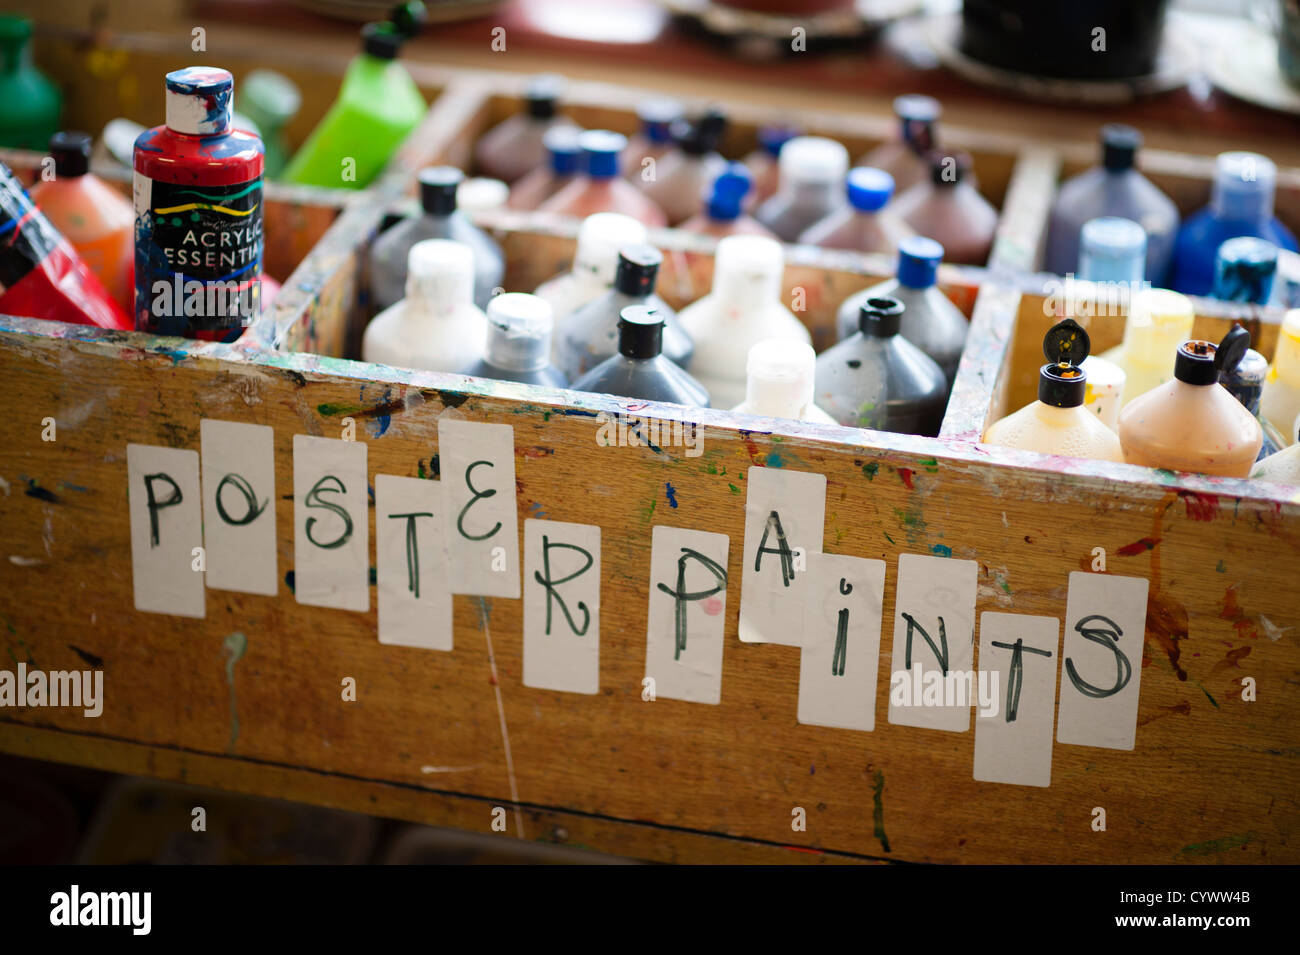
[0,15,61,149]
[281,2,426,190]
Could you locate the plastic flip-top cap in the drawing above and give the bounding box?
[618,304,664,359]
[406,238,474,303]
[859,296,905,337]
[758,124,799,157]
[1219,346,1268,412]
[707,163,752,221]
[524,74,564,119]
[486,293,554,371]
[579,130,626,178]
[418,166,463,215]
[614,243,663,296]
[362,22,404,59]
[1037,318,1090,406]
[746,339,816,413]
[1175,324,1252,385]
[896,235,944,289]
[544,125,582,175]
[49,131,91,177]
[637,97,681,142]
[929,150,970,186]
[779,137,849,184]
[1100,124,1142,171]
[846,167,894,212]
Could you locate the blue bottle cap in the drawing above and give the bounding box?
[1212,151,1277,221]
[895,235,944,289]
[1079,216,1147,284]
[757,124,798,158]
[579,129,626,179]
[846,167,894,212]
[637,97,681,144]
[544,125,582,175]
[1213,235,1278,304]
[707,163,752,222]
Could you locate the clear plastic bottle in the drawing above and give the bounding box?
[859,95,940,196]
[31,131,134,311]
[534,212,648,324]
[798,166,908,254]
[362,239,489,373]
[1261,309,1300,445]
[640,108,728,226]
[733,339,837,424]
[1211,236,1278,304]
[368,166,505,311]
[556,243,692,379]
[984,319,1124,461]
[891,151,998,266]
[474,74,570,184]
[622,97,682,182]
[754,136,849,242]
[1118,326,1263,477]
[743,124,798,208]
[539,130,667,228]
[815,296,949,436]
[570,304,710,407]
[1220,345,1283,459]
[676,234,811,408]
[835,236,967,387]
[678,163,774,238]
[1170,151,1299,297]
[463,292,568,388]
[1100,287,1195,407]
[1044,125,1179,282]
[506,125,581,211]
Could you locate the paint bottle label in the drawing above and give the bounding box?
[133,172,263,335]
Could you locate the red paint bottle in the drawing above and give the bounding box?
[0,162,131,329]
[134,67,264,340]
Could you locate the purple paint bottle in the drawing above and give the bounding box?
[133,67,264,339]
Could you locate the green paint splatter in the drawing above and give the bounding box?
[641,496,657,522]
[1180,832,1255,857]
[1216,560,1226,573]
[916,457,939,472]
[884,532,895,545]
[871,770,891,853]
[223,632,247,752]
[1000,578,1012,594]
[316,402,361,417]
[931,544,953,558]
[1193,680,1219,708]
[728,483,740,495]
[862,462,879,481]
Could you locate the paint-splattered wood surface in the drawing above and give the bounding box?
[1,318,1296,864]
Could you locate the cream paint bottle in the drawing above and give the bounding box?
[732,339,837,424]
[534,212,648,326]
[1261,308,1300,445]
[362,239,488,373]
[1100,287,1195,407]
[676,235,811,409]
[1118,325,1263,477]
[983,319,1124,461]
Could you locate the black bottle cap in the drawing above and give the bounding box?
[362,22,403,59]
[618,304,664,359]
[1037,318,1090,407]
[418,166,462,215]
[614,244,662,297]
[1100,123,1141,172]
[390,1,427,38]
[1175,324,1252,386]
[524,75,562,119]
[929,150,970,187]
[859,296,905,337]
[49,131,90,177]
[672,111,725,157]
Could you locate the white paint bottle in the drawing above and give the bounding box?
[534,212,648,328]
[733,339,837,424]
[1100,287,1194,407]
[676,234,811,409]
[362,239,488,373]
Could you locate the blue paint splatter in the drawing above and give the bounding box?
[931,543,953,558]
[529,501,547,519]
[766,452,785,468]
[665,482,678,508]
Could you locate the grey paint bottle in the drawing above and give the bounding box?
[463,292,569,388]
[368,166,505,311]
[556,243,693,380]
[815,295,948,436]
[570,305,710,407]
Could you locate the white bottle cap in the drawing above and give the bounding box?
[572,213,649,284]
[406,239,475,306]
[713,234,784,304]
[779,136,849,185]
[485,293,554,371]
[1123,287,1194,368]
[745,339,816,418]
[458,177,510,213]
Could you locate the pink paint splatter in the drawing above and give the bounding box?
[703,597,723,616]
